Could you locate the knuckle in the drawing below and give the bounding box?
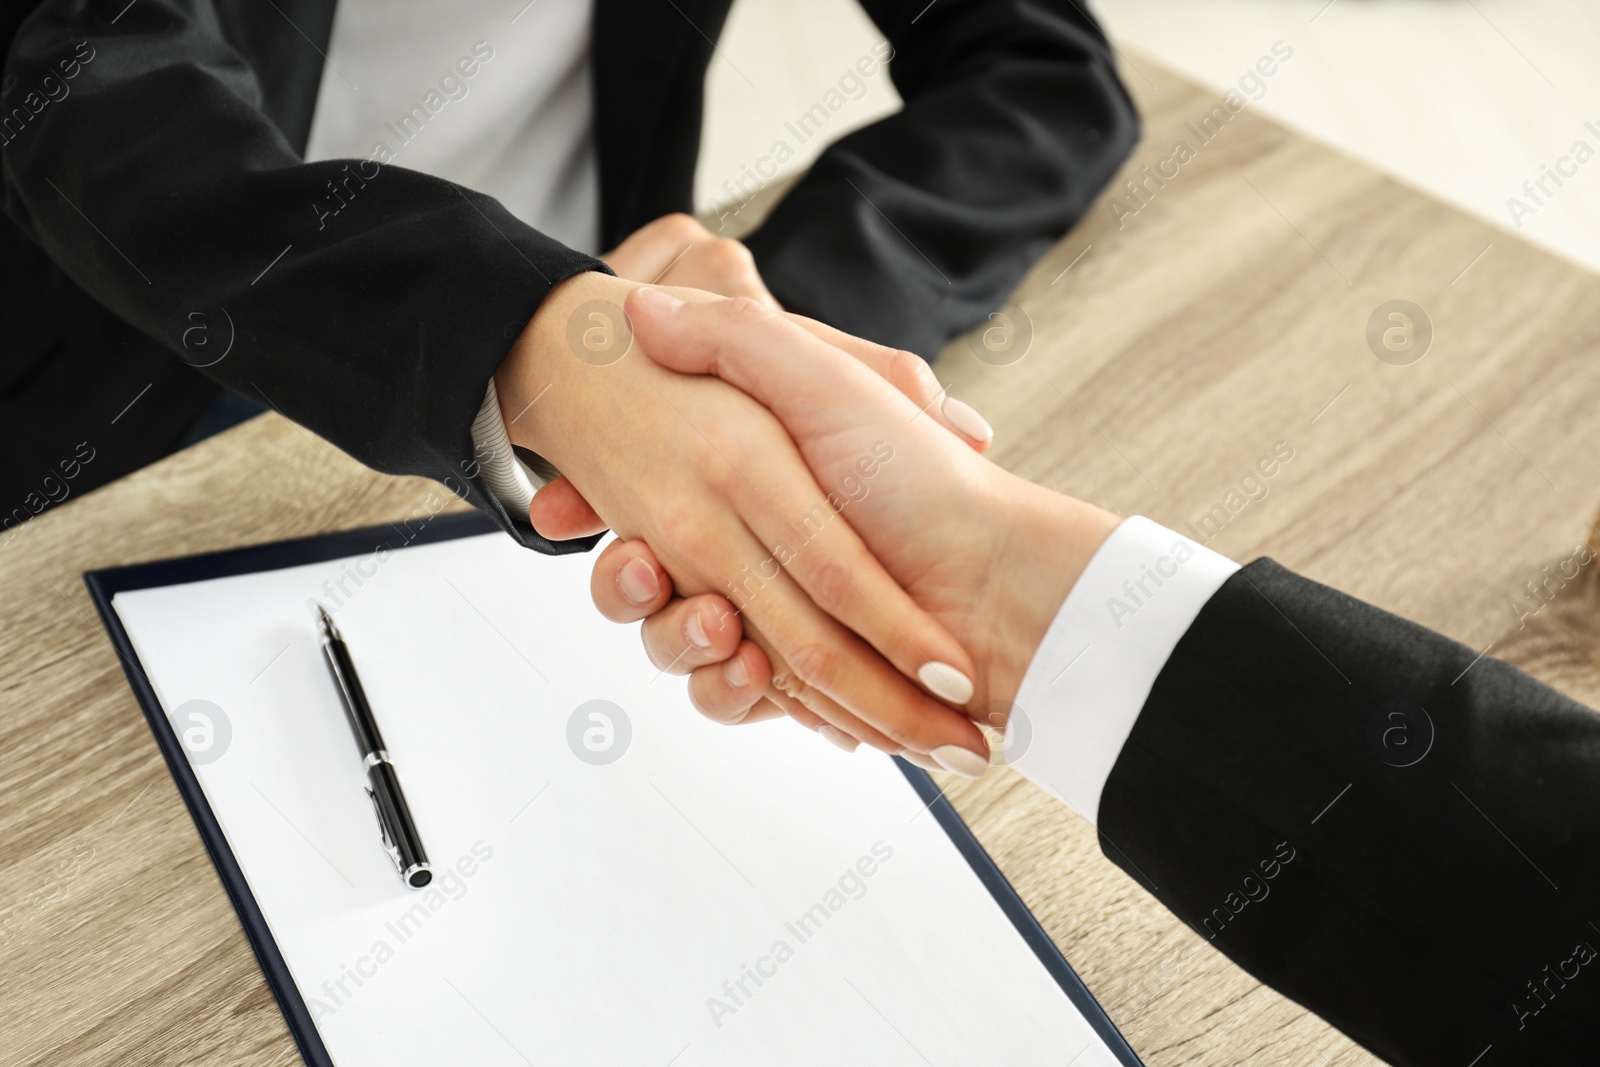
[785,642,840,693]
[661,213,706,243]
[707,237,756,271]
[692,414,733,452]
[802,554,857,617]
[890,348,937,394]
[689,437,729,483]
[672,523,715,567]
[702,452,745,498]
[768,662,804,701]
[698,431,755,490]
[721,294,778,327]
[655,502,711,560]
[695,465,731,503]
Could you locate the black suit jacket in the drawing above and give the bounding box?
[0,0,1136,544]
[1103,560,1600,1066]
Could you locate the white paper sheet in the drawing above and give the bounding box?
[112,530,1125,1066]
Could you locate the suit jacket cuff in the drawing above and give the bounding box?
[1010,516,1239,824]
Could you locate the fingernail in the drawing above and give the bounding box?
[817,725,859,753]
[618,558,660,605]
[724,656,750,689]
[918,661,975,705]
[897,750,944,774]
[941,396,994,443]
[931,745,990,780]
[634,285,685,316]
[685,609,713,649]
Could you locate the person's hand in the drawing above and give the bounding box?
[496,271,992,765]
[604,213,780,308]
[527,258,999,758]
[527,269,993,543]
[590,289,1122,766]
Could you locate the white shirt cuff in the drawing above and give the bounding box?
[470,380,554,517]
[1008,516,1240,826]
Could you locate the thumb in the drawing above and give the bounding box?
[787,314,994,452]
[626,288,908,436]
[528,475,609,541]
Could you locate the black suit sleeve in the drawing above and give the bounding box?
[743,0,1138,359]
[1,0,604,553]
[1098,559,1600,1066]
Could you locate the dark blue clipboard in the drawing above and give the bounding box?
[85,511,1145,1067]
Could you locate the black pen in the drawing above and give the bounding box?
[315,603,433,889]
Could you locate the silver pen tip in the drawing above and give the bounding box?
[313,601,337,637]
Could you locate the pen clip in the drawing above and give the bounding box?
[365,786,404,875]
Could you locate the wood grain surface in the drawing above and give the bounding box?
[3,54,1596,1067]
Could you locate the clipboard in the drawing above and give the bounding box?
[85,511,1145,1067]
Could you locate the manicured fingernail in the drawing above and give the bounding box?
[918,661,975,705]
[931,745,990,779]
[634,286,685,316]
[724,655,750,689]
[817,725,859,753]
[897,750,944,774]
[941,396,994,442]
[685,609,713,649]
[618,558,660,605]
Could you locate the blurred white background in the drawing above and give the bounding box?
[701,0,1600,274]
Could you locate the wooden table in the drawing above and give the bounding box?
[4,54,1598,1066]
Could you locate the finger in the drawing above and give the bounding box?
[646,279,972,447]
[726,432,979,713]
[589,538,671,623]
[640,595,744,674]
[681,638,866,754]
[741,668,857,751]
[634,291,981,709]
[787,314,992,452]
[629,289,919,448]
[656,513,985,765]
[531,475,609,541]
[750,686,858,752]
[739,698,790,725]
[774,696,827,733]
[603,213,710,282]
[752,681,821,730]
[685,640,772,722]
[669,608,877,755]
[734,574,988,771]
[758,635,950,759]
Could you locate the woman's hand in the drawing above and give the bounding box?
[590,288,1122,763]
[529,235,993,543]
[497,271,991,765]
[526,246,999,755]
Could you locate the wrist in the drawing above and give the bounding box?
[974,474,1121,713]
[494,270,638,464]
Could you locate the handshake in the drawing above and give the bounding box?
[495,217,1121,778]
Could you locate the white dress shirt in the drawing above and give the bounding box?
[1009,516,1239,826]
[303,0,599,517]
[304,0,597,253]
